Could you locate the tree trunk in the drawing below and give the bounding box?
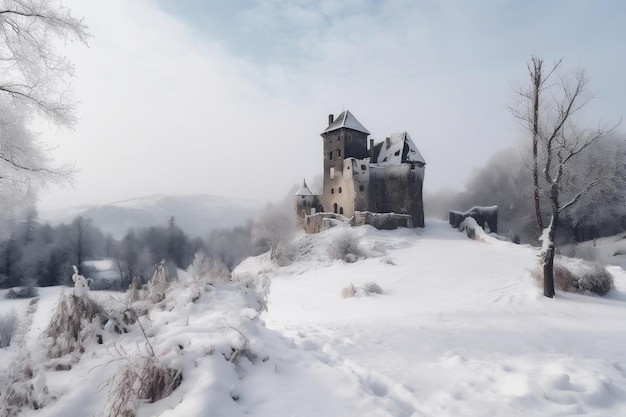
[543,184,560,298]
[542,222,556,298]
[531,57,544,234]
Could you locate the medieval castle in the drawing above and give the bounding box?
[294,110,426,230]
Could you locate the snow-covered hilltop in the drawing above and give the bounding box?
[1,219,626,416]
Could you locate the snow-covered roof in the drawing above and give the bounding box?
[322,110,371,135]
[372,131,426,166]
[294,179,314,196]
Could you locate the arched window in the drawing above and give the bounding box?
[333,203,338,213]
[339,207,344,215]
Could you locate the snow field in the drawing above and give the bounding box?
[1,218,625,416]
[254,219,626,416]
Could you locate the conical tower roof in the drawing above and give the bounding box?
[294,178,314,196]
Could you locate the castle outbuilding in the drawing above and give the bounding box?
[295,110,426,229]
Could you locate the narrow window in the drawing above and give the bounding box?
[339,207,344,215]
[330,151,333,160]
[338,149,341,158]
[359,185,364,191]
[333,203,338,213]
[330,167,335,178]
[338,187,342,193]
[331,188,334,194]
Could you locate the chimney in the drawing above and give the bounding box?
[369,138,375,161]
[328,114,334,125]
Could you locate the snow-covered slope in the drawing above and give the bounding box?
[40,194,262,238]
[243,219,626,416]
[1,219,626,416]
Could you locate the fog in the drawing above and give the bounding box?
[35,1,626,210]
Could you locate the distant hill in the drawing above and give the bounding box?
[40,194,263,238]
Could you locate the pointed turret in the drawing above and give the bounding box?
[294,178,313,196]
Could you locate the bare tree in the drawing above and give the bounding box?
[253,204,294,261]
[511,56,617,297]
[0,1,89,231]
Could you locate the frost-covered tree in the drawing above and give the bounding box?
[511,56,618,298]
[253,204,294,261]
[0,0,89,232]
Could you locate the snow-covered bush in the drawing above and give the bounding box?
[341,283,357,298]
[106,355,182,417]
[363,282,383,295]
[341,282,383,298]
[147,261,170,304]
[231,272,271,312]
[0,351,50,417]
[4,285,38,299]
[45,268,106,358]
[0,310,17,348]
[328,230,365,262]
[533,257,614,296]
[187,251,231,282]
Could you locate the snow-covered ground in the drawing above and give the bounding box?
[1,218,625,416]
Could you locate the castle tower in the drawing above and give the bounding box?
[293,178,318,218]
[320,110,370,215]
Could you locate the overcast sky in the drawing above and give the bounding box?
[38,0,626,210]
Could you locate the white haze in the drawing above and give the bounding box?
[37,0,626,210]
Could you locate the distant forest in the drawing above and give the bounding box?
[0,211,273,291]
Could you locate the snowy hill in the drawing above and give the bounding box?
[1,219,626,416]
[40,194,262,238]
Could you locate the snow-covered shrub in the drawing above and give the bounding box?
[0,310,17,348]
[0,351,50,417]
[533,257,614,296]
[574,263,614,295]
[363,282,383,295]
[4,285,38,299]
[232,272,271,312]
[341,282,383,298]
[328,230,365,262]
[187,252,230,282]
[341,283,357,298]
[45,268,106,358]
[126,276,145,304]
[106,356,182,417]
[147,261,170,304]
